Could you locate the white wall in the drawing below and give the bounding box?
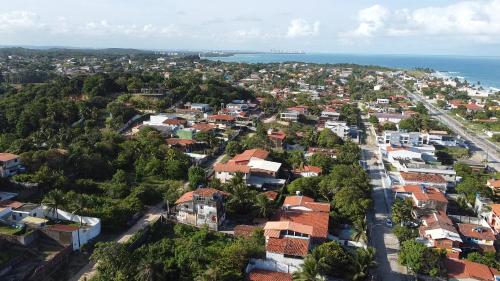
[42,206,101,250]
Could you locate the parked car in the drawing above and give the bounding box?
[385,218,393,227]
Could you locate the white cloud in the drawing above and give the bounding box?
[343,0,500,43]
[352,5,388,37]
[0,11,43,32]
[286,18,320,38]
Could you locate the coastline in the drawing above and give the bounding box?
[208,53,500,89]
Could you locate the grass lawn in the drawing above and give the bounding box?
[0,224,22,235]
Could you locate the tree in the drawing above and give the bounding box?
[308,153,334,174]
[466,252,500,270]
[337,141,360,165]
[456,177,488,205]
[350,247,377,281]
[225,141,242,157]
[92,242,135,280]
[383,122,397,131]
[351,218,368,244]
[399,240,427,274]
[42,189,66,220]
[312,241,352,277]
[334,187,371,223]
[224,173,256,216]
[254,193,272,218]
[287,177,322,198]
[398,240,446,276]
[317,129,343,148]
[415,102,428,115]
[394,225,418,244]
[368,115,379,125]
[188,166,206,189]
[391,198,413,225]
[293,256,326,281]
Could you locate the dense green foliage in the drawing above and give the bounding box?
[91,223,265,281]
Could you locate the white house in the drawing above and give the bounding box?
[42,206,101,250]
[324,121,350,139]
[280,111,300,122]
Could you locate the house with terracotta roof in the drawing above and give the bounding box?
[214,163,251,184]
[166,138,197,152]
[487,179,500,196]
[263,191,278,201]
[445,258,500,281]
[292,165,322,178]
[0,152,22,178]
[207,114,235,127]
[457,223,496,253]
[394,185,448,212]
[278,202,330,244]
[487,204,500,234]
[399,172,448,191]
[173,188,229,231]
[231,149,270,165]
[418,211,462,252]
[247,269,292,281]
[267,129,286,148]
[282,195,330,213]
[262,221,312,272]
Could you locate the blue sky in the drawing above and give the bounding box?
[1,0,500,55]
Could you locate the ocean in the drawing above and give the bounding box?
[209,53,500,90]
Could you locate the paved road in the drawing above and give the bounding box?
[362,124,409,281]
[396,82,500,171]
[68,203,164,281]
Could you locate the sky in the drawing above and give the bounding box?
[1,0,500,56]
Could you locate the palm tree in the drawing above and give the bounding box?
[42,189,66,220]
[254,193,271,218]
[71,194,89,249]
[293,256,326,281]
[350,247,377,281]
[351,218,368,244]
[135,258,163,281]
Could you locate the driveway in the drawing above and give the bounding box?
[68,203,164,281]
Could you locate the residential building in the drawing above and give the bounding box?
[247,158,282,178]
[320,108,340,121]
[292,165,322,178]
[487,204,500,234]
[392,160,456,186]
[487,179,500,196]
[394,185,448,212]
[189,103,211,112]
[230,149,270,165]
[324,121,350,139]
[277,196,330,244]
[445,258,500,281]
[0,152,22,178]
[263,221,311,272]
[475,194,494,221]
[399,172,448,191]
[287,106,309,115]
[174,188,229,231]
[379,131,428,146]
[457,224,496,253]
[267,129,286,148]
[418,211,462,252]
[280,111,300,122]
[374,113,409,124]
[207,114,235,127]
[213,163,251,184]
[247,269,292,281]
